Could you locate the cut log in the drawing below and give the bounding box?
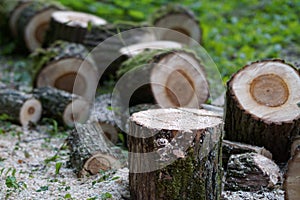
[87,94,120,144]
[44,10,107,45]
[120,40,183,58]
[67,123,126,177]
[16,1,63,52]
[33,86,90,127]
[150,4,202,45]
[224,59,300,162]
[31,41,98,101]
[115,49,209,107]
[225,153,282,191]
[0,89,42,127]
[83,23,155,82]
[128,108,223,200]
[222,140,272,169]
[284,144,300,200]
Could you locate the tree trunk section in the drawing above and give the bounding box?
[115,49,209,108]
[0,89,42,127]
[16,1,63,52]
[67,123,126,177]
[44,10,106,45]
[222,140,272,169]
[224,59,300,163]
[128,108,223,200]
[32,41,98,101]
[225,153,282,192]
[33,86,90,127]
[284,142,300,200]
[150,4,202,45]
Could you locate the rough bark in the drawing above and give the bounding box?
[150,4,202,45]
[224,59,300,163]
[222,140,272,169]
[16,0,63,52]
[128,108,223,200]
[284,142,300,200]
[31,41,98,101]
[225,153,282,191]
[115,49,209,108]
[33,86,90,127]
[67,123,127,177]
[0,88,42,127]
[44,10,107,45]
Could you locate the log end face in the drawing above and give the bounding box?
[20,98,42,127]
[63,99,90,127]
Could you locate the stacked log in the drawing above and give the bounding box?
[224,59,300,163]
[115,48,209,108]
[0,88,42,127]
[128,108,223,200]
[31,41,98,101]
[67,123,126,177]
[44,10,107,45]
[33,86,90,127]
[150,4,202,45]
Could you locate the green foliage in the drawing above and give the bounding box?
[36,185,49,192]
[101,192,112,200]
[55,162,63,175]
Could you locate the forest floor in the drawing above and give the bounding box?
[0,123,130,200]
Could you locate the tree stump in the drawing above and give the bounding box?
[67,123,126,177]
[128,108,223,200]
[224,59,300,162]
[44,10,107,45]
[115,49,209,108]
[33,86,90,127]
[284,144,300,200]
[222,140,272,169]
[16,0,63,52]
[31,41,98,101]
[224,153,282,192]
[150,4,202,45]
[0,89,42,127]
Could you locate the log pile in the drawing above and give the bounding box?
[128,108,223,200]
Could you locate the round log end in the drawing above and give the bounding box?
[230,60,300,123]
[20,98,42,126]
[150,51,209,108]
[63,99,90,127]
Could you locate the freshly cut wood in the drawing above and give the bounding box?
[16,1,63,52]
[32,41,98,101]
[67,123,126,177]
[33,86,90,127]
[116,49,209,107]
[120,40,183,57]
[224,59,300,162]
[83,23,155,81]
[0,89,42,127]
[222,140,272,169]
[150,4,202,45]
[284,145,300,200]
[88,94,120,144]
[128,108,223,200]
[225,153,282,191]
[45,10,107,45]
